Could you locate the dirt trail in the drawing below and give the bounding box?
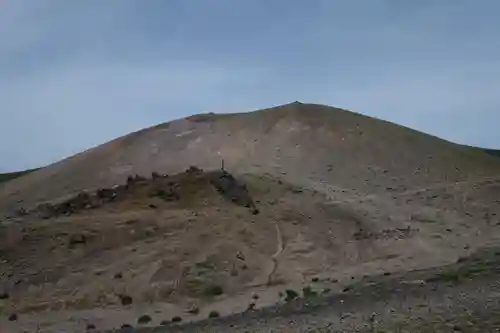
[311,176,499,205]
[2,102,500,332]
[266,223,284,285]
[149,248,500,332]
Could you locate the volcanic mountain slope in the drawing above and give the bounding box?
[2,165,500,332]
[1,102,500,332]
[1,102,499,212]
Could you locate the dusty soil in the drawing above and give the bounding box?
[1,102,499,213]
[1,102,500,332]
[151,247,500,332]
[2,169,500,332]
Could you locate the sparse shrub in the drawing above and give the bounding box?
[420,217,437,224]
[137,314,152,324]
[156,189,169,200]
[16,207,27,216]
[462,263,489,277]
[302,286,317,298]
[426,271,460,283]
[86,323,96,330]
[121,324,132,329]
[114,272,123,279]
[160,320,169,326]
[8,313,18,321]
[252,293,259,300]
[171,316,182,323]
[185,277,206,295]
[68,234,87,247]
[0,292,9,299]
[119,294,133,306]
[208,310,220,318]
[322,288,332,294]
[204,284,223,297]
[284,289,299,302]
[311,277,319,282]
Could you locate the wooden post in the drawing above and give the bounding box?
[221,159,225,171]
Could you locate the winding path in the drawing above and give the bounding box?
[266,222,284,285]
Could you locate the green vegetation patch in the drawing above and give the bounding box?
[193,261,215,276]
[203,284,223,297]
[426,257,496,284]
[0,168,39,184]
[302,286,318,298]
[482,148,500,158]
[208,310,220,319]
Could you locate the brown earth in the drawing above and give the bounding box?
[1,102,500,332]
[1,102,498,212]
[149,246,500,332]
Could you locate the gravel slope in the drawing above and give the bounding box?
[129,247,500,332]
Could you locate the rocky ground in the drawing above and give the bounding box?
[2,168,500,332]
[115,247,500,332]
[2,103,500,332]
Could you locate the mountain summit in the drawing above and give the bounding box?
[1,102,498,210]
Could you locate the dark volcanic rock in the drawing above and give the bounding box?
[210,170,258,213]
[96,188,116,200]
[29,167,257,218]
[68,234,87,248]
[154,187,180,201]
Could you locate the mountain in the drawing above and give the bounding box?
[1,102,500,332]
[483,148,500,158]
[1,102,498,212]
[0,168,38,185]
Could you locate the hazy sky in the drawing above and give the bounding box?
[1,0,499,171]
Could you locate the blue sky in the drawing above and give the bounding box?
[1,0,499,171]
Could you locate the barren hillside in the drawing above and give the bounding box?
[1,102,498,213]
[1,102,500,332]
